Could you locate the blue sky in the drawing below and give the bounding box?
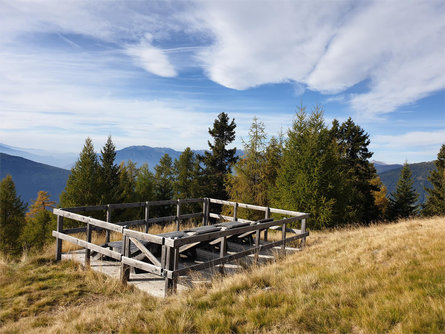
[0,0,444,164]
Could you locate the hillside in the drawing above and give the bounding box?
[0,153,69,204]
[1,216,444,333]
[379,161,435,204]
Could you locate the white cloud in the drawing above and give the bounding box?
[192,0,445,116]
[125,34,177,77]
[372,131,445,149]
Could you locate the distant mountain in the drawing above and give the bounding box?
[378,161,435,204]
[115,146,183,170]
[0,153,70,205]
[0,143,76,169]
[372,160,403,174]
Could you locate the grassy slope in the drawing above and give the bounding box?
[1,217,444,333]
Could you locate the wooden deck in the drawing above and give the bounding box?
[53,198,309,296]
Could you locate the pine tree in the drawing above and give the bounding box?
[387,162,419,220]
[119,160,138,203]
[272,106,344,229]
[99,136,121,205]
[154,154,174,216]
[423,144,445,216]
[0,175,26,255]
[330,117,379,224]
[22,191,56,250]
[135,163,155,202]
[200,112,237,200]
[173,148,196,200]
[60,138,100,208]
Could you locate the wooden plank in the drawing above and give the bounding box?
[236,202,267,212]
[123,228,164,244]
[144,199,177,206]
[233,202,238,221]
[114,219,146,227]
[52,231,122,260]
[63,205,108,213]
[109,202,145,209]
[53,209,123,233]
[144,202,150,233]
[147,215,176,224]
[176,200,180,231]
[269,208,308,217]
[129,237,161,267]
[209,213,254,224]
[168,231,309,278]
[121,256,162,276]
[179,242,201,253]
[179,198,204,204]
[171,216,300,247]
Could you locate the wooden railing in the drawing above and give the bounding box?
[53,198,308,296]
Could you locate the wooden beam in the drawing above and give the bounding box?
[129,237,161,267]
[53,209,123,233]
[121,256,162,276]
[123,228,164,244]
[85,223,92,267]
[52,231,122,260]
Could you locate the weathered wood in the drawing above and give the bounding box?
[167,231,309,278]
[264,207,270,241]
[179,241,201,253]
[219,236,227,274]
[105,205,111,243]
[281,223,286,251]
[121,256,162,276]
[85,223,92,267]
[301,218,307,248]
[114,219,147,227]
[208,213,254,224]
[109,202,145,209]
[254,229,261,263]
[52,231,122,260]
[120,235,131,284]
[144,202,150,233]
[176,199,181,231]
[53,209,123,233]
[164,247,174,295]
[269,207,308,217]
[64,205,108,213]
[233,202,238,221]
[170,216,300,247]
[123,228,164,244]
[55,216,63,261]
[129,237,161,267]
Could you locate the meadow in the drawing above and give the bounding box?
[1,216,444,333]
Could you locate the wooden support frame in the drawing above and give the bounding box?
[52,198,309,295]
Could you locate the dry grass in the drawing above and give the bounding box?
[1,216,444,333]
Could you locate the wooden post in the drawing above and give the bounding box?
[105,205,111,244]
[233,202,238,221]
[202,198,206,225]
[219,236,227,274]
[85,223,92,267]
[264,207,270,241]
[281,223,286,252]
[301,218,307,248]
[164,246,179,295]
[176,199,181,231]
[55,215,63,261]
[144,202,150,233]
[254,229,260,263]
[120,234,130,284]
[203,198,209,226]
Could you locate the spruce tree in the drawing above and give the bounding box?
[22,191,56,250]
[226,117,268,220]
[330,117,379,224]
[154,154,174,216]
[99,136,121,205]
[60,138,100,208]
[0,175,26,255]
[273,106,344,229]
[201,112,237,200]
[387,162,419,220]
[135,163,155,202]
[173,147,196,200]
[423,144,445,216]
[370,175,389,219]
